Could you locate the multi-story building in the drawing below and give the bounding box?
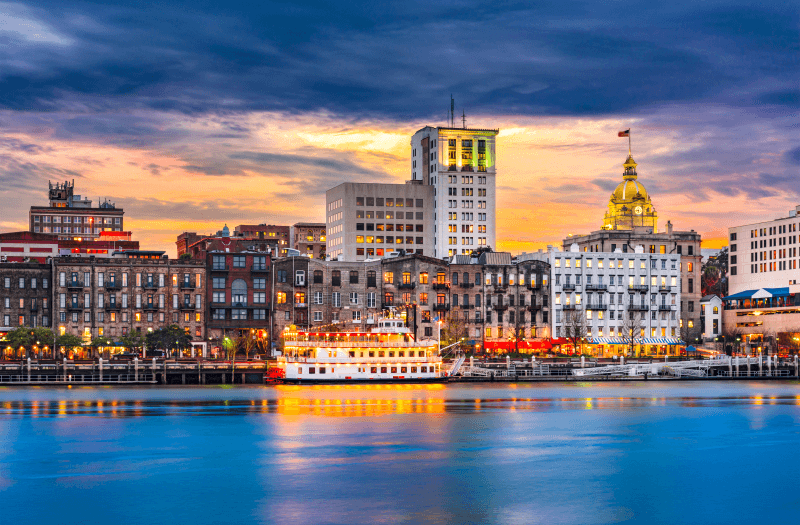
[380,254,450,341]
[410,126,498,257]
[700,295,722,341]
[325,183,434,261]
[291,222,326,259]
[177,224,290,257]
[536,244,682,356]
[566,153,702,338]
[52,255,206,358]
[451,252,552,352]
[29,181,125,241]
[0,262,53,356]
[722,206,800,354]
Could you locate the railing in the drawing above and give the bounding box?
[491,302,508,311]
[179,303,196,310]
[585,284,607,291]
[585,303,608,310]
[628,304,649,311]
[143,282,159,289]
[459,282,474,289]
[562,283,576,291]
[433,303,450,311]
[562,304,580,310]
[104,303,122,311]
[628,284,649,292]
[397,282,416,289]
[284,341,435,348]
[67,302,83,310]
[104,282,121,290]
[67,281,84,289]
[294,302,307,308]
[279,356,441,364]
[143,303,159,311]
[527,282,542,290]
[527,304,542,311]
[658,304,676,311]
[180,282,196,289]
[460,303,474,309]
[251,266,269,272]
[658,286,673,292]
[211,265,229,272]
[432,282,450,290]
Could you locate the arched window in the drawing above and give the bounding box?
[232,279,247,306]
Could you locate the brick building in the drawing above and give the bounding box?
[52,255,206,358]
[1,262,53,357]
[291,222,326,259]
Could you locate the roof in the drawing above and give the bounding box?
[450,255,473,265]
[723,287,790,300]
[478,252,513,266]
[700,294,721,302]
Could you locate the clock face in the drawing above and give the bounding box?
[634,206,642,215]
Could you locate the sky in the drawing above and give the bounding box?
[0,0,797,257]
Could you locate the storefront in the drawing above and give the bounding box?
[586,337,683,357]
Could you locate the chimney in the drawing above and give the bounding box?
[666,220,673,235]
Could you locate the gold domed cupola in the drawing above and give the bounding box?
[602,153,658,232]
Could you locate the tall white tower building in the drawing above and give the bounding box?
[410,126,498,258]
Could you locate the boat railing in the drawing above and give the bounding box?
[279,356,442,364]
[284,340,434,348]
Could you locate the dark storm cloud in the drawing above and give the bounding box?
[0,0,796,119]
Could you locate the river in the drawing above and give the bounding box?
[1,382,799,524]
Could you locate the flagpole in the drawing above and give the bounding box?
[629,129,631,155]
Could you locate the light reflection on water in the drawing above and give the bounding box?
[0,382,799,525]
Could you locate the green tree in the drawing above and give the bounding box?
[120,331,145,352]
[146,325,192,358]
[6,327,33,358]
[56,333,83,356]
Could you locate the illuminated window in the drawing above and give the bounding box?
[383,272,393,284]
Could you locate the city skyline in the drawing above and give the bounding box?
[1,1,796,256]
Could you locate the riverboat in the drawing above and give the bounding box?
[276,318,444,383]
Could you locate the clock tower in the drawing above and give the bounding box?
[602,154,658,232]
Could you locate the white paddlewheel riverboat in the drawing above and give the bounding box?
[277,319,444,382]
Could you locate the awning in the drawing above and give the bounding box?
[723,287,790,300]
[587,337,629,344]
[641,338,682,345]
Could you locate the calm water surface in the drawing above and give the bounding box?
[1,382,799,525]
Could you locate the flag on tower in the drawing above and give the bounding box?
[618,129,630,137]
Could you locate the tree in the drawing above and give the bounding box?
[5,327,33,358]
[146,325,192,358]
[440,312,468,351]
[318,246,326,260]
[235,331,258,360]
[679,315,701,354]
[119,330,145,353]
[563,308,587,355]
[56,333,83,357]
[621,309,644,357]
[720,325,743,355]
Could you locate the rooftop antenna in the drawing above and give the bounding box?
[450,95,455,127]
[462,109,467,129]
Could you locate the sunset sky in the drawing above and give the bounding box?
[0,1,797,257]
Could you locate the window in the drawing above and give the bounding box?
[254,278,266,289]
[349,292,359,304]
[332,270,341,286]
[212,255,226,270]
[276,292,287,304]
[383,272,394,284]
[349,271,359,284]
[295,270,305,286]
[313,270,323,284]
[332,292,341,307]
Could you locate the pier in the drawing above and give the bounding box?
[0,359,268,385]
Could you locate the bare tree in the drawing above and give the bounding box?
[563,308,587,355]
[620,309,644,357]
[720,325,743,355]
[440,312,468,350]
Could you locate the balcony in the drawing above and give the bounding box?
[433,303,450,311]
[562,303,580,310]
[397,282,416,289]
[29,304,38,312]
[143,282,159,290]
[658,304,677,311]
[628,284,649,292]
[527,304,542,311]
[105,303,122,311]
[251,266,269,273]
[459,282,474,289]
[67,302,83,311]
[459,303,474,309]
[562,283,576,291]
[527,282,542,290]
[211,265,229,272]
[432,282,450,290]
[180,303,196,311]
[628,304,649,311]
[585,303,608,310]
[143,303,159,311]
[294,302,307,308]
[491,302,508,311]
[585,283,608,292]
[382,302,395,309]
[180,282,196,290]
[294,281,307,288]
[104,281,122,290]
[67,280,84,290]
[658,285,673,293]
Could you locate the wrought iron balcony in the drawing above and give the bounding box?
[104,303,122,311]
[180,302,196,310]
[67,280,84,290]
[585,283,607,291]
[143,282,159,290]
[67,302,83,311]
[562,303,580,310]
[397,282,416,289]
[104,281,122,290]
[628,304,649,311]
[527,281,542,290]
[562,283,576,291]
[180,282,196,290]
[585,303,608,310]
[432,282,450,290]
[628,284,649,292]
[658,285,673,292]
[491,302,508,311]
[658,304,676,311]
[433,303,450,311]
[211,265,229,272]
[143,303,159,311]
[460,303,475,309]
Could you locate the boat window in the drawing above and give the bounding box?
[401,367,407,373]
[319,368,326,374]
[380,367,387,373]
[298,368,302,374]
[399,351,405,357]
[421,366,427,373]
[379,351,385,357]
[409,351,415,357]
[349,351,355,357]
[308,368,315,374]
[411,367,417,373]
[391,367,397,373]
[388,351,394,357]
[369,351,374,357]
[371,367,377,373]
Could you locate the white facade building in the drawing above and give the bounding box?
[727,205,800,295]
[410,126,498,258]
[537,244,682,355]
[700,295,723,340]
